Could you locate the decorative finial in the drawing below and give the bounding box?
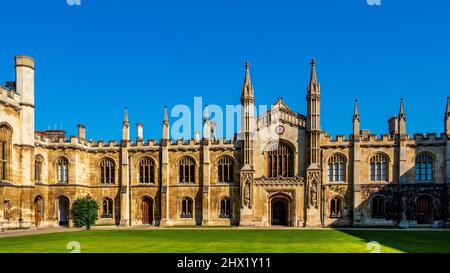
[245,61,250,69]
[311,58,316,66]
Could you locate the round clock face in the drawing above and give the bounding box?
[275,125,285,135]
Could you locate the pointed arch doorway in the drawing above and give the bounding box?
[270,196,290,226]
[141,197,154,225]
[34,196,44,227]
[416,195,432,225]
[57,196,70,226]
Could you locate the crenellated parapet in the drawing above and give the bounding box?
[411,133,448,147]
[0,85,21,111]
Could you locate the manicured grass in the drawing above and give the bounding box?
[0,229,449,253]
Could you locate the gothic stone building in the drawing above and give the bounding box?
[1,55,449,229]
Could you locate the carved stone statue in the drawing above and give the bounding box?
[310,181,318,208]
[244,182,251,208]
[241,173,252,209]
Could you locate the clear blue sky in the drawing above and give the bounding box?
[0,0,449,141]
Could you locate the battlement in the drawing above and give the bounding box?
[413,133,448,143]
[0,84,21,110]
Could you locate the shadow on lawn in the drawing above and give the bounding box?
[335,228,450,253]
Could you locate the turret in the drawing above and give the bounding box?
[306,58,321,167]
[15,55,35,146]
[240,61,255,167]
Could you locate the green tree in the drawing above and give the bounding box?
[71,196,99,230]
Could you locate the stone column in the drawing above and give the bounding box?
[119,142,130,226]
[159,139,170,226]
[201,139,211,225]
[352,136,362,226]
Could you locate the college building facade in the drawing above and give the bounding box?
[1,55,449,229]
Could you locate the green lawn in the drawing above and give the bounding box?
[0,229,449,253]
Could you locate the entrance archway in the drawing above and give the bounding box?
[416,195,432,225]
[141,197,154,225]
[58,196,70,226]
[271,197,289,226]
[34,196,44,227]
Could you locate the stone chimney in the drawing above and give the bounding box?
[77,124,86,141]
[388,116,398,136]
[194,131,200,142]
[136,123,143,141]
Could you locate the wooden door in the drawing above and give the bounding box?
[142,198,152,224]
[34,197,43,226]
[416,196,432,224]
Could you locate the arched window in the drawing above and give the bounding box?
[180,197,193,218]
[268,142,294,178]
[179,157,195,183]
[102,198,113,218]
[415,153,433,181]
[3,200,11,220]
[57,157,69,183]
[219,197,232,218]
[35,156,44,182]
[218,156,234,183]
[327,154,345,182]
[0,126,12,181]
[139,157,155,184]
[369,154,388,182]
[100,158,115,184]
[330,196,343,218]
[371,196,386,218]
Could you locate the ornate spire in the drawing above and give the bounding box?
[241,61,254,100]
[353,99,360,121]
[163,105,169,125]
[203,104,211,140]
[399,97,406,120]
[308,58,320,95]
[123,107,129,127]
[162,105,169,140]
[398,98,406,135]
[122,107,130,141]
